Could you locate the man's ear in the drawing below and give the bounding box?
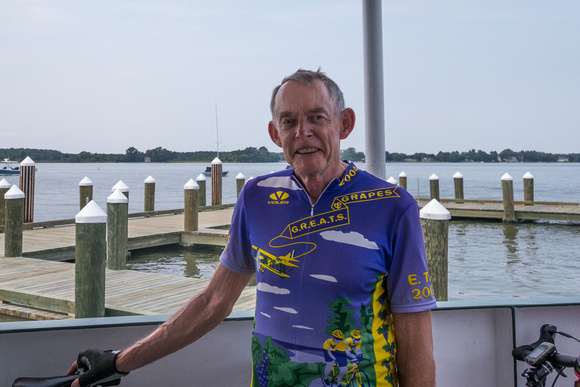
[339,108,356,140]
[268,121,282,148]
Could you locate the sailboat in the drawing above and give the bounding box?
[203,103,228,177]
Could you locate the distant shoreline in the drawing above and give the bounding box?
[1,146,578,163]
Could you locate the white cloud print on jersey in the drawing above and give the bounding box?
[319,230,379,250]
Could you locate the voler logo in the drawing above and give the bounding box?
[268,191,290,204]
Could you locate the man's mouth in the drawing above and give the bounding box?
[296,148,319,154]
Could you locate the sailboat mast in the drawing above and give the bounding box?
[215,102,220,159]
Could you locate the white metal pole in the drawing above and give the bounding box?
[362,0,386,180]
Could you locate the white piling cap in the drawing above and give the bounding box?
[453,171,463,178]
[387,176,397,185]
[236,172,245,180]
[79,176,93,186]
[420,199,451,220]
[501,173,513,181]
[523,172,534,179]
[196,173,206,181]
[20,156,35,166]
[429,173,439,180]
[144,175,155,183]
[107,189,128,204]
[112,180,129,192]
[75,200,107,223]
[211,157,222,165]
[4,185,25,199]
[0,178,11,189]
[184,178,199,190]
[399,171,407,178]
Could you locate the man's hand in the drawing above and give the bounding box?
[67,349,129,387]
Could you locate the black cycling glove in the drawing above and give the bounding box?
[76,349,129,387]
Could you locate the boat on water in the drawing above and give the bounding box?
[202,166,229,177]
[2,297,580,386]
[0,158,19,175]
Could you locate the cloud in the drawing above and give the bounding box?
[310,274,337,283]
[293,325,314,330]
[257,282,290,295]
[320,230,379,250]
[257,176,301,190]
[273,306,298,314]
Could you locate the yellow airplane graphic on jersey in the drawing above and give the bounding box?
[252,245,299,278]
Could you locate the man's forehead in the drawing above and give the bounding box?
[273,80,333,115]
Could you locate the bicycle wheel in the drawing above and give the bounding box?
[351,370,371,387]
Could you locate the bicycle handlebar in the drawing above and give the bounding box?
[512,324,580,376]
[12,375,78,387]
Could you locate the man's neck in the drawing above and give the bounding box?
[294,161,348,204]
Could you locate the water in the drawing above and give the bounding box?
[3,161,580,301]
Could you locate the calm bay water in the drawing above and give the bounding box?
[3,161,580,301]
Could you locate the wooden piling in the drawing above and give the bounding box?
[144,176,155,212]
[420,199,451,301]
[398,171,407,190]
[75,200,107,318]
[79,177,93,210]
[501,173,516,223]
[184,179,199,232]
[0,179,10,228]
[112,180,129,200]
[236,173,245,198]
[3,186,25,257]
[523,172,534,204]
[387,176,397,185]
[211,157,222,206]
[19,157,36,223]
[196,174,206,208]
[429,173,440,201]
[107,190,129,270]
[453,172,464,201]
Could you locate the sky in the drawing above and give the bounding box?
[1,1,579,155]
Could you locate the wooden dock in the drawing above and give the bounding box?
[0,256,256,320]
[418,198,580,222]
[0,207,251,321]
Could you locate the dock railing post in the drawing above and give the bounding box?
[420,199,451,301]
[107,190,129,270]
[75,200,107,318]
[0,179,11,229]
[398,171,407,191]
[144,176,155,212]
[453,172,464,202]
[112,180,129,200]
[236,173,245,198]
[429,174,440,201]
[387,176,397,186]
[79,177,93,210]
[501,173,516,223]
[184,179,199,232]
[3,186,25,257]
[19,156,36,223]
[211,157,222,206]
[523,172,534,204]
[196,174,206,208]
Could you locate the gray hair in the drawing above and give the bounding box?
[269,68,345,118]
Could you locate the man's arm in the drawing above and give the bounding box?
[392,310,436,387]
[70,263,253,386]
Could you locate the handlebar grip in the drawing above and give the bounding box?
[12,375,78,387]
[552,353,580,370]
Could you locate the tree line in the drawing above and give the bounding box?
[0,146,284,163]
[1,147,578,163]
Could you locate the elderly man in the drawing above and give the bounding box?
[68,69,436,387]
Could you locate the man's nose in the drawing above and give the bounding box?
[295,117,313,138]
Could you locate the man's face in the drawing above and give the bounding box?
[268,80,353,182]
